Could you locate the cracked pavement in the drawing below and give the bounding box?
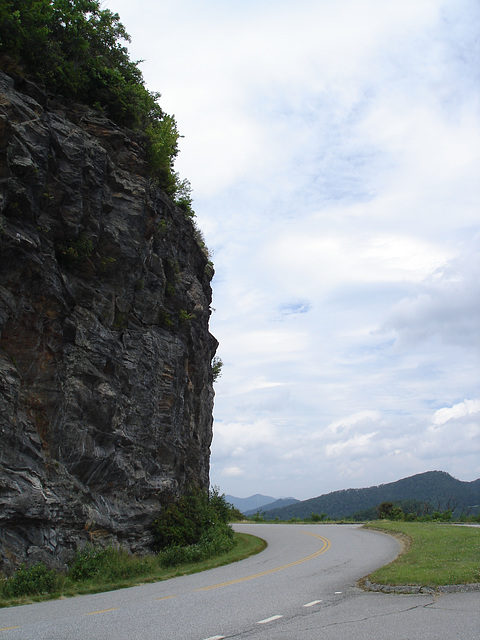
[246,590,480,639]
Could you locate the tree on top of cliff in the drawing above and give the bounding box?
[0,0,185,199]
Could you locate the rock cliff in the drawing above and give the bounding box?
[0,71,218,573]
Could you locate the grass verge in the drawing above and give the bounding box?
[364,521,480,586]
[0,532,266,608]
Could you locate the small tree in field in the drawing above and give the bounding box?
[377,501,404,520]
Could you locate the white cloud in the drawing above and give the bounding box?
[325,432,379,459]
[107,0,480,499]
[431,399,480,427]
[381,248,480,348]
[212,419,279,459]
[326,411,383,435]
[221,466,245,478]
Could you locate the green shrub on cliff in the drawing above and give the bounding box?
[158,527,235,568]
[0,0,144,126]
[152,487,235,560]
[0,0,186,199]
[1,563,58,598]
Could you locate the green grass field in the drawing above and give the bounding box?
[364,521,480,586]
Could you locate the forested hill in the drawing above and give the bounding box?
[261,471,480,520]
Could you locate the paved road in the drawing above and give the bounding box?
[1,523,478,639]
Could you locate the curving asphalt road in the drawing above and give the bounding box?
[1,523,478,639]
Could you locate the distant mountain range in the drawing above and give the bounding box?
[225,494,299,514]
[258,471,480,520]
[243,497,300,516]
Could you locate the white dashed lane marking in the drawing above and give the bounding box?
[257,615,283,624]
[303,599,323,607]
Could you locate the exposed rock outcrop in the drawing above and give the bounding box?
[0,71,217,573]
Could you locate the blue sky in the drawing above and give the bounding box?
[107,0,480,499]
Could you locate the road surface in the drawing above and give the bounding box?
[1,523,478,639]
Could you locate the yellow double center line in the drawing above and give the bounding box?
[196,532,331,591]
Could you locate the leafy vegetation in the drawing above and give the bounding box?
[376,501,407,521]
[0,533,266,607]
[1,0,147,126]
[0,488,263,607]
[0,0,190,202]
[179,309,195,324]
[152,486,233,551]
[364,521,480,587]
[372,501,475,523]
[0,563,58,598]
[158,527,235,568]
[56,232,93,267]
[246,503,480,525]
[211,356,223,382]
[68,545,158,586]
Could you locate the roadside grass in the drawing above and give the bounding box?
[364,521,480,586]
[0,532,266,608]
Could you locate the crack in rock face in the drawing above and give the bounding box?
[0,70,218,574]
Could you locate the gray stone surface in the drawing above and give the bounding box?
[362,578,480,594]
[0,71,217,573]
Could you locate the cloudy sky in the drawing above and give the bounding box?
[107,0,480,500]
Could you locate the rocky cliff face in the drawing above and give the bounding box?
[0,71,217,573]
